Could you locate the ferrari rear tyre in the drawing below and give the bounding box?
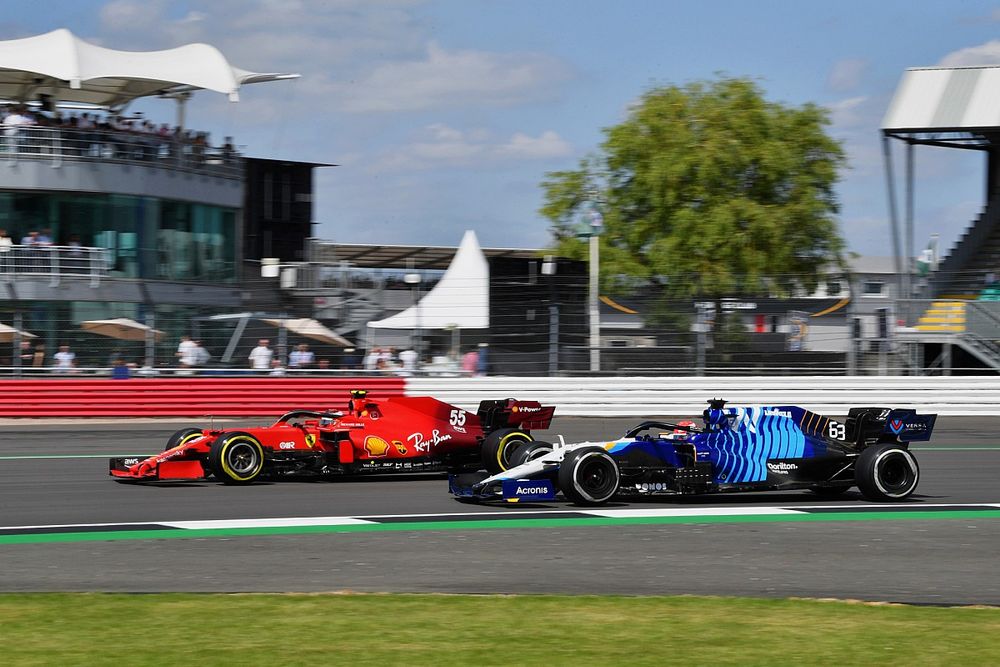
[208,432,266,485]
[482,428,532,474]
[165,427,204,452]
[558,447,620,506]
[855,444,919,501]
[509,441,554,468]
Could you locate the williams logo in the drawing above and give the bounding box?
[889,419,905,434]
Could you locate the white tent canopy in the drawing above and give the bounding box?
[368,230,489,330]
[882,65,1000,132]
[0,29,297,108]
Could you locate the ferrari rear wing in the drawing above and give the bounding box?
[477,398,555,431]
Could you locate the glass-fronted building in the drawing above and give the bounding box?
[0,192,237,282]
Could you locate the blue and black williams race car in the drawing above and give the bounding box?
[449,400,936,506]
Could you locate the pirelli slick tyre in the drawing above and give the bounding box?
[509,441,554,468]
[482,428,533,474]
[164,427,204,452]
[209,432,266,485]
[558,447,620,506]
[855,443,920,501]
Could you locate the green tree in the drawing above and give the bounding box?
[540,77,847,298]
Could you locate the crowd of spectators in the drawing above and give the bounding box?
[1,103,236,165]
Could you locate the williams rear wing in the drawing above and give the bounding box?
[882,409,936,442]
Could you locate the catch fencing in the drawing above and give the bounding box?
[408,376,1000,417]
[0,375,996,418]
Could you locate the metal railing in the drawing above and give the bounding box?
[2,126,243,179]
[0,244,110,285]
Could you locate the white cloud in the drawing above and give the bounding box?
[497,131,573,159]
[938,39,1000,67]
[826,96,868,129]
[99,0,168,32]
[827,58,868,92]
[376,123,572,170]
[337,42,571,113]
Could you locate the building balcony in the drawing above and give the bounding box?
[1,126,244,208]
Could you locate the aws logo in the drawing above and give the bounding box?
[364,436,391,458]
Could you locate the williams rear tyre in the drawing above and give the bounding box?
[808,484,852,498]
[509,441,554,468]
[855,443,920,501]
[482,428,533,474]
[164,427,204,452]
[558,447,620,506]
[208,432,266,485]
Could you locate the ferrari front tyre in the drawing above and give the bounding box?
[855,444,919,501]
[509,441,554,468]
[164,427,204,452]
[208,432,266,485]
[482,428,532,474]
[558,447,620,506]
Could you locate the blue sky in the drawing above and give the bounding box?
[5,1,1000,257]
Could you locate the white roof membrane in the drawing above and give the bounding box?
[883,65,1000,132]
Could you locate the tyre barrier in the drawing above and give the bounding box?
[0,377,406,417]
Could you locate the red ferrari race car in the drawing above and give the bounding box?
[110,390,554,484]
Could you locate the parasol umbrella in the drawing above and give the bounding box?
[0,323,37,343]
[80,317,164,342]
[261,318,353,347]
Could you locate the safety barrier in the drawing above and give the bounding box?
[1,375,997,418]
[407,376,1000,417]
[0,378,405,417]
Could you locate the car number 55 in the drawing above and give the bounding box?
[449,409,466,427]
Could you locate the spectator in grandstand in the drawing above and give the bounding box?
[19,340,34,365]
[53,344,76,374]
[476,343,489,377]
[36,228,53,246]
[193,340,211,367]
[269,358,286,376]
[398,347,417,376]
[111,357,130,379]
[288,343,315,369]
[32,343,45,367]
[0,229,9,273]
[176,335,197,368]
[20,230,40,246]
[461,348,479,376]
[249,339,273,371]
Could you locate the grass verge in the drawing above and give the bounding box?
[1,593,998,666]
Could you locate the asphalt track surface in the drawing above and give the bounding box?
[1,416,999,604]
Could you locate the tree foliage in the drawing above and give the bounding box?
[540,77,847,298]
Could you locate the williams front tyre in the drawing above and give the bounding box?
[482,428,533,474]
[855,443,920,501]
[208,432,266,485]
[558,447,620,506]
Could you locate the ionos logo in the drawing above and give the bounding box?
[364,436,391,457]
